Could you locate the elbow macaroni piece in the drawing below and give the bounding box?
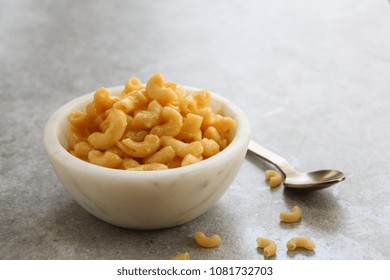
[265,170,283,188]
[200,138,220,158]
[67,73,236,170]
[121,158,140,169]
[87,109,127,150]
[194,231,221,248]
[256,237,277,258]
[129,100,162,130]
[150,106,183,137]
[181,154,202,167]
[144,146,176,165]
[123,76,142,94]
[145,73,178,105]
[171,252,190,260]
[112,95,136,114]
[122,130,149,142]
[176,113,203,141]
[67,111,89,130]
[93,87,119,113]
[71,141,93,160]
[179,90,210,114]
[113,90,148,114]
[160,136,203,158]
[117,134,160,158]
[211,115,236,134]
[67,127,88,150]
[280,205,302,223]
[203,126,227,150]
[88,150,122,168]
[286,237,316,251]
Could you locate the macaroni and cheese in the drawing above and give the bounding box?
[67,73,236,170]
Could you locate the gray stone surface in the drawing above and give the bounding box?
[1,0,390,259]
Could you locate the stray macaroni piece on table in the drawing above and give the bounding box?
[286,237,316,251]
[67,73,236,170]
[194,231,221,248]
[256,237,277,258]
[265,170,283,188]
[280,205,302,223]
[171,252,190,260]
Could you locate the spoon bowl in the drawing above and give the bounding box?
[284,170,346,190]
[248,140,345,190]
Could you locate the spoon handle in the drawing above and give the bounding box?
[247,140,298,176]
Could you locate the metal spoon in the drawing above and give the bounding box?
[247,140,346,190]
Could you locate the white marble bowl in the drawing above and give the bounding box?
[44,86,250,229]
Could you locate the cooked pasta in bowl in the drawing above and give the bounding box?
[44,73,251,229]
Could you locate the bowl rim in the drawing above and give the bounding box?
[44,85,251,179]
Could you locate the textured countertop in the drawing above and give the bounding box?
[1,0,390,260]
